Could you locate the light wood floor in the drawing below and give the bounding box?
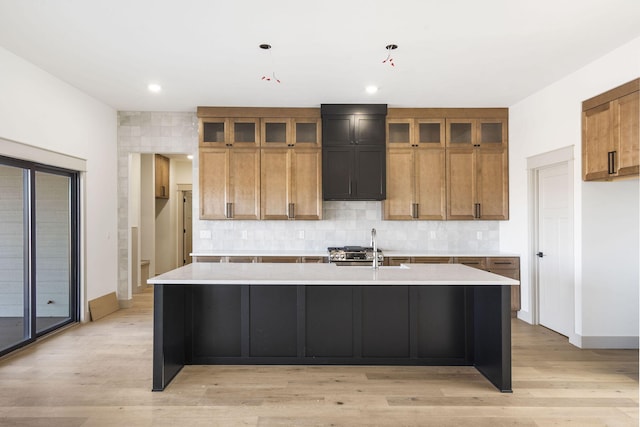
[0,288,637,427]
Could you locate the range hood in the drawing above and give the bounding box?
[321,104,387,201]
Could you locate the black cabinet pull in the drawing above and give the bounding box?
[608,151,617,174]
[226,202,233,219]
[474,203,481,219]
[288,203,295,219]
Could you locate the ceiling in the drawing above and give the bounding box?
[1,0,639,112]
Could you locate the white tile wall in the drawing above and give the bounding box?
[194,201,499,252]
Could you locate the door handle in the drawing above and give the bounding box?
[536,252,544,258]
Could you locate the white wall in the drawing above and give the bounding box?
[504,36,640,347]
[0,47,117,312]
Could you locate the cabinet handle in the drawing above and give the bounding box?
[349,179,352,195]
[226,202,233,219]
[288,203,295,219]
[474,203,481,219]
[494,261,512,265]
[162,186,166,197]
[412,203,419,219]
[608,151,616,174]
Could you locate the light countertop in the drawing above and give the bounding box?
[190,250,520,258]
[149,262,520,286]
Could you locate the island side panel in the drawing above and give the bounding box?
[152,284,186,391]
[473,285,512,392]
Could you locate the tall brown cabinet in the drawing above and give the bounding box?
[582,78,639,181]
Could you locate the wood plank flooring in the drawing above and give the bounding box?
[0,287,637,426]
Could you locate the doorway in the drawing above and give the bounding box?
[529,147,575,339]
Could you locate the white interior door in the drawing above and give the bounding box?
[537,162,573,337]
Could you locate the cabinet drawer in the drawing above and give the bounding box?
[454,257,487,270]
[411,257,452,264]
[488,257,519,269]
[260,256,300,263]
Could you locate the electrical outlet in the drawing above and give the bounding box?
[298,230,305,239]
[429,231,436,239]
[199,230,212,239]
[241,230,248,239]
[476,231,483,240]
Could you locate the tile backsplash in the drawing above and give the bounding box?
[194,201,499,253]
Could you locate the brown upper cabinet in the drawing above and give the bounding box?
[198,107,322,220]
[582,78,639,181]
[261,118,322,148]
[200,118,260,148]
[385,109,508,221]
[387,118,445,148]
[261,148,322,220]
[446,118,509,220]
[199,148,261,220]
[445,118,507,149]
[154,154,170,199]
[385,148,446,220]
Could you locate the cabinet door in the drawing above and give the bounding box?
[199,148,228,219]
[615,91,639,177]
[293,118,321,148]
[476,148,508,220]
[154,154,170,199]
[416,119,445,148]
[230,118,260,148]
[478,119,507,149]
[582,103,614,181]
[261,149,290,220]
[446,148,476,220]
[355,147,386,200]
[200,118,229,147]
[446,119,475,148]
[384,148,415,220]
[323,147,354,199]
[387,119,413,148]
[355,115,386,146]
[291,149,322,220]
[415,148,446,220]
[261,118,291,148]
[322,115,354,146]
[229,149,260,220]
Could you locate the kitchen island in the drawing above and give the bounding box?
[149,262,518,392]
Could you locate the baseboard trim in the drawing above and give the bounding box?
[119,298,133,309]
[574,335,639,349]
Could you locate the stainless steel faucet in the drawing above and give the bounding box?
[371,228,379,270]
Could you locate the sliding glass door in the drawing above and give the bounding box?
[0,156,79,356]
[0,164,28,351]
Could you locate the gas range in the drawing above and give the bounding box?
[327,246,384,265]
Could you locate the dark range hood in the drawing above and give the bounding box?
[321,104,387,201]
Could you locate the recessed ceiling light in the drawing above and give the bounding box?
[187,154,193,160]
[148,83,162,93]
[366,85,379,94]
